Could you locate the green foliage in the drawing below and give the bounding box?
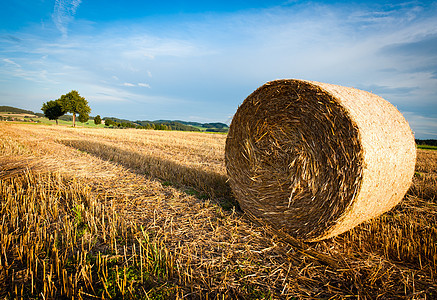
[78,113,89,123]
[154,123,169,130]
[94,115,102,125]
[104,117,137,128]
[41,100,65,125]
[134,120,199,131]
[105,119,114,126]
[416,139,437,147]
[160,121,196,131]
[202,122,229,129]
[58,90,91,127]
[156,120,229,132]
[121,122,135,128]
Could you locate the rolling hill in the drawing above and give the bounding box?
[0,105,229,132]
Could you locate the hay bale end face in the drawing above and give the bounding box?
[225,79,416,242]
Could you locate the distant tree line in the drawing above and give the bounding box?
[103,118,206,131]
[136,121,201,131]
[160,120,228,129]
[103,119,173,130]
[415,139,437,146]
[104,119,138,128]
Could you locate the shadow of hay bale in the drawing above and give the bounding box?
[60,139,238,210]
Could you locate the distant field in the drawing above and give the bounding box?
[0,112,36,118]
[418,144,437,150]
[0,111,105,128]
[0,122,436,298]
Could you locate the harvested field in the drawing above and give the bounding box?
[0,122,436,299]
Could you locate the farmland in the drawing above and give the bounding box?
[0,122,436,299]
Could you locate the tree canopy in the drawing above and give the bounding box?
[104,119,114,126]
[94,115,102,125]
[59,90,91,127]
[41,100,65,125]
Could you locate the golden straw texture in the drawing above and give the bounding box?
[225,79,416,242]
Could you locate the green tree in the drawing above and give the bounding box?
[41,100,65,125]
[154,123,170,130]
[78,113,89,124]
[104,119,114,126]
[94,115,102,125]
[59,90,91,127]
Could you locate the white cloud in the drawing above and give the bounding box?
[3,58,21,68]
[123,82,151,88]
[52,0,82,36]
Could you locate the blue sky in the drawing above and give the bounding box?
[1,0,436,138]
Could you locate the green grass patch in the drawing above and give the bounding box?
[417,144,437,150]
[2,116,106,128]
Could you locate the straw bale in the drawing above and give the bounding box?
[225,79,416,242]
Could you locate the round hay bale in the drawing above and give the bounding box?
[225,79,416,242]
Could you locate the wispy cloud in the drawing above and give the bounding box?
[124,82,151,88]
[1,58,58,84]
[52,0,82,37]
[3,58,21,68]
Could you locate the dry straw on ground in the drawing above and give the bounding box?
[0,122,435,298]
[225,79,417,242]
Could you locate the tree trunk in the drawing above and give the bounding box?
[56,119,58,125]
[72,113,76,127]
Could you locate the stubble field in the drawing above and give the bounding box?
[0,122,436,299]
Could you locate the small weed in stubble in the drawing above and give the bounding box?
[184,187,209,200]
[73,204,88,238]
[162,180,172,187]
